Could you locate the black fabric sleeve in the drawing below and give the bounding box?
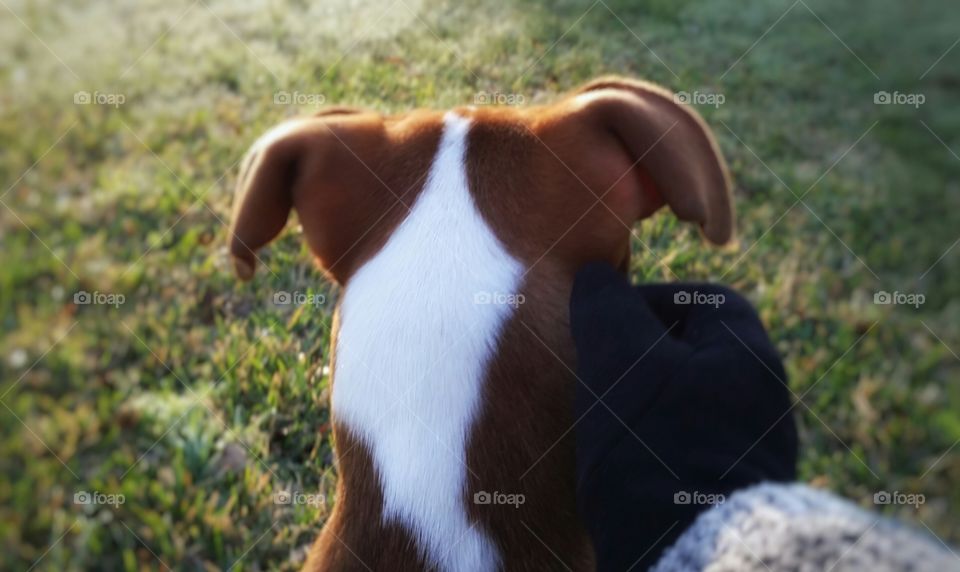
[570,262,798,571]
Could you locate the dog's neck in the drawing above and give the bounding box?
[332,112,521,570]
[229,77,734,572]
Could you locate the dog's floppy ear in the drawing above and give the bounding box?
[229,121,305,280]
[576,77,734,244]
[229,109,443,284]
[229,109,365,281]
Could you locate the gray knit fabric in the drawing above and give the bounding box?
[651,483,959,572]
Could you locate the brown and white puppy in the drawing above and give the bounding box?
[229,76,733,572]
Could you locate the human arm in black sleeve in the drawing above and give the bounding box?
[570,262,798,571]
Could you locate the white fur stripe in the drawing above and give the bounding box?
[333,112,522,570]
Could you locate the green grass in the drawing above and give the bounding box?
[1,0,958,569]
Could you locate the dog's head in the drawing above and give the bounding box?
[229,76,733,285]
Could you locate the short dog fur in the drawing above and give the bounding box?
[229,76,733,571]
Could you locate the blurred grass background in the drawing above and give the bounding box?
[1,0,958,569]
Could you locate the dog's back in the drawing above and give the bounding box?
[228,77,733,571]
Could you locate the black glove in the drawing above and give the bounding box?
[570,262,798,571]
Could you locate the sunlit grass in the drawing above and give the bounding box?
[1,0,958,569]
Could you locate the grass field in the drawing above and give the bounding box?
[1,0,959,569]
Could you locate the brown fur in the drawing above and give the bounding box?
[228,76,734,571]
